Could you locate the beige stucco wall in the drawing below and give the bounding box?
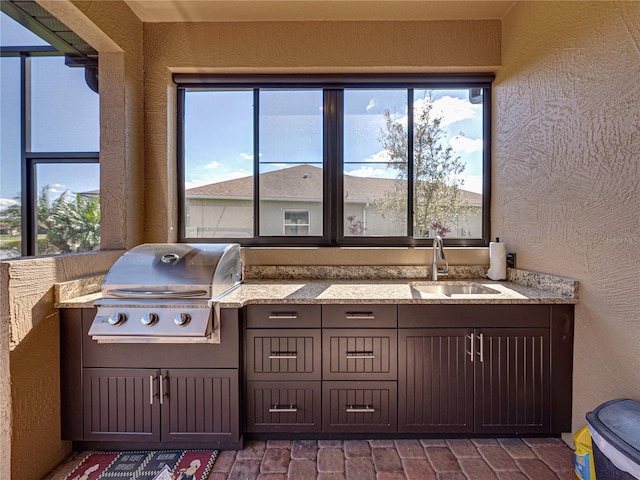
[143,19,501,242]
[494,1,640,434]
[0,251,122,480]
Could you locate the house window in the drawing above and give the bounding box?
[177,74,492,247]
[284,210,310,236]
[0,12,99,259]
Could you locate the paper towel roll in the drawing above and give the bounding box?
[487,241,507,280]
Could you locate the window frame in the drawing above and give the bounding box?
[176,74,493,247]
[1,50,100,257]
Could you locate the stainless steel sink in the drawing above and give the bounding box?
[412,283,501,296]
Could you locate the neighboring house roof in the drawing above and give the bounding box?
[186,164,482,205]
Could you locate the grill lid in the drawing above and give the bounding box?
[102,243,242,299]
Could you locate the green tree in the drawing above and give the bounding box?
[0,187,100,255]
[378,93,468,237]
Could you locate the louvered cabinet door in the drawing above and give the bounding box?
[398,329,474,433]
[162,369,239,443]
[83,368,160,442]
[474,328,550,434]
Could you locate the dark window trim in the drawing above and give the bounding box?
[176,74,493,247]
[6,48,100,257]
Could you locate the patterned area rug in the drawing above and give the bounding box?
[64,450,218,480]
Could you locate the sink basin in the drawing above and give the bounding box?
[412,283,501,296]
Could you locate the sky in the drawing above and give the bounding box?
[184,87,485,194]
[0,12,100,211]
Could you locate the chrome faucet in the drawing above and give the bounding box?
[431,235,449,281]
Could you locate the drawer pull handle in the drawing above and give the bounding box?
[345,312,375,320]
[268,313,298,320]
[346,404,375,413]
[269,404,298,413]
[269,351,298,359]
[346,351,375,359]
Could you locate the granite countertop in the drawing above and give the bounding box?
[55,268,578,309]
[216,278,576,307]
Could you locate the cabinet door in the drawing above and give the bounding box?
[475,328,550,434]
[83,368,160,442]
[162,369,239,443]
[398,329,474,433]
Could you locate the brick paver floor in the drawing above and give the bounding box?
[42,437,575,479]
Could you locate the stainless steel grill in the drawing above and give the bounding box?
[88,243,242,344]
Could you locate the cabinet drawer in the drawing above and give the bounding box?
[323,329,397,380]
[246,329,321,380]
[323,381,397,433]
[322,304,397,328]
[246,381,321,433]
[246,304,321,328]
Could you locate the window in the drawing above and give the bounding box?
[284,210,310,236]
[0,12,100,259]
[177,74,492,247]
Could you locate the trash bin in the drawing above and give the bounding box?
[586,398,640,480]
[575,425,596,480]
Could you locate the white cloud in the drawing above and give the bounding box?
[0,198,18,210]
[364,150,393,163]
[204,161,222,170]
[415,96,477,126]
[450,135,483,153]
[366,98,376,111]
[348,166,393,178]
[240,152,253,160]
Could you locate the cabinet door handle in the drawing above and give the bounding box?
[149,375,155,405]
[345,312,375,320]
[269,404,298,413]
[268,313,298,319]
[467,333,475,363]
[346,404,375,413]
[478,333,484,363]
[346,351,375,359]
[269,351,298,359]
[159,373,165,405]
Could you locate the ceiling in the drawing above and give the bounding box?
[123,0,516,23]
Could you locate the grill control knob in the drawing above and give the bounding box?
[141,313,159,326]
[174,313,191,327]
[107,312,127,326]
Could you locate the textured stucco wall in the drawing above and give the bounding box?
[494,1,640,433]
[0,251,122,480]
[143,19,501,242]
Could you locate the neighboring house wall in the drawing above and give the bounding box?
[495,1,640,436]
[187,197,482,238]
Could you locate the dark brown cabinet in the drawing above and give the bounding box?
[60,307,242,449]
[244,305,322,433]
[474,328,550,434]
[398,304,573,435]
[83,368,238,443]
[321,305,398,433]
[398,328,474,433]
